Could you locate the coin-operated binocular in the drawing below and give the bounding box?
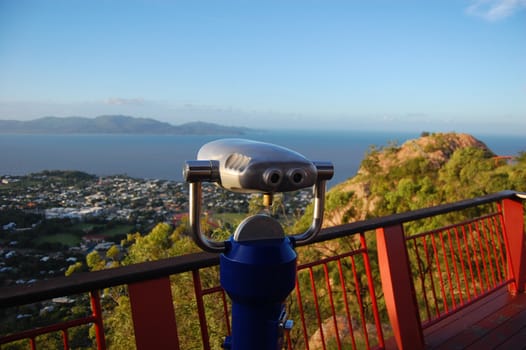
[184,139,333,350]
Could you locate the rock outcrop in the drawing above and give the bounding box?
[323,132,493,226]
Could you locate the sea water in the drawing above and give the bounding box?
[1,130,524,187]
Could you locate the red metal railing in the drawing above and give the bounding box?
[0,291,105,350]
[191,269,231,349]
[406,209,514,327]
[1,190,524,350]
[291,233,384,349]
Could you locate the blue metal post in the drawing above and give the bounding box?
[220,215,297,350]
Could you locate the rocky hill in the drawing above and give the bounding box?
[320,132,499,228]
[359,132,491,175]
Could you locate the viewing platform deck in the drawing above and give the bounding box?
[1,190,525,349]
[423,288,526,349]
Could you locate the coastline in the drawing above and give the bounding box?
[1,130,524,188]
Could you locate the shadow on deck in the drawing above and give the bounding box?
[424,289,526,349]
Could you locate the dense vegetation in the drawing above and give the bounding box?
[315,132,526,230]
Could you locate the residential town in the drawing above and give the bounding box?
[0,171,313,288]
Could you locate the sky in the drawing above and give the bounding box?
[0,0,525,133]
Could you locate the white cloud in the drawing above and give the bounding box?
[105,97,145,105]
[466,0,526,21]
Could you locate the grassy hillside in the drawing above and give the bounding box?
[295,132,525,231]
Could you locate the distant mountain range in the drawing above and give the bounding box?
[0,115,253,135]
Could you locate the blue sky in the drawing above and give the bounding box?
[0,0,525,133]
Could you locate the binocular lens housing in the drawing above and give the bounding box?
[187,138,331,194]
[263,168,283,188]
[288,168,306,186]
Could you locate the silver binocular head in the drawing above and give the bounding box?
[183,138,334,251]
[184,138,333,194]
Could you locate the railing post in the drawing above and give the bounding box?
[501,198,526,294]
[376,224,424,350]
[90,290,107,350]
[192,270,211,350]
[128,277,180,350]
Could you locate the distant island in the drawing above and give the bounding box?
[0,115,254,135]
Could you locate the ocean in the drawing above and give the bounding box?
[1,130,524,187]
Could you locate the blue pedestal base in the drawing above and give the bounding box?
[220,235,297,350]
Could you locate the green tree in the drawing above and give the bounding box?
[65,261,84,276]
[87,222,224,349]
[86,251,105,271]
[508,151,526,191]
[106,244,120,261]
[438,147,497,200]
